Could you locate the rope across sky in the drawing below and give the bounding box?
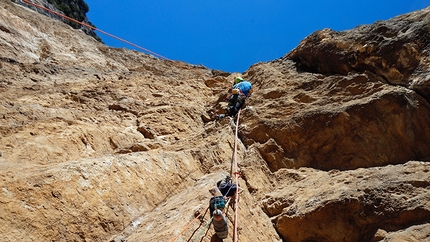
[21,0,211,78]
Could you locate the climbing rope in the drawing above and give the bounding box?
[172,110,243,242]
[193,217,213,242]
[170,196,232,242]
[232,109,241,242]
[170,206,209,242]
[194,197,232,242]
[20,0,211,79]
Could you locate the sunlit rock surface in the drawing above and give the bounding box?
[0,1,429,241]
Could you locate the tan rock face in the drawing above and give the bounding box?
[241,7,430,172]
[287,8,430,93]
[242,65,430,170]
[0,1,429,242]
[261,161,430,241]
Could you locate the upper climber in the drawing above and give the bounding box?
[218,76,253,119]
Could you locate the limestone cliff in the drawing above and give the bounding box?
[0,1,429,241]
[13,0,101,41]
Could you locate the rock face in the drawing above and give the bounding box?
[0,1,429,242]
[261,161,430,241]
[13,0,100,41]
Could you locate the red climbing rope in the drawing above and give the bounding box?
[170,206,209,242]
[21,0,211,78]
[233,109,241,242]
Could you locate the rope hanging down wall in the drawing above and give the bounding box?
[170,110,243,241]
[232,109,242,242]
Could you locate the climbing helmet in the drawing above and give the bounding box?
[213,209,223,217]
[235,76,244,84]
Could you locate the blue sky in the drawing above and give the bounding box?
[84,1,429,73]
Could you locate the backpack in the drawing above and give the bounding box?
[217,180,237,197]
[210,196,226,215]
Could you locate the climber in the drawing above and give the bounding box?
[212,209,229,239]
[209,187,226,215]
[209,176,241,214]
[217,76,253,119]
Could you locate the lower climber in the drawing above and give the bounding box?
[209,187,226,215]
